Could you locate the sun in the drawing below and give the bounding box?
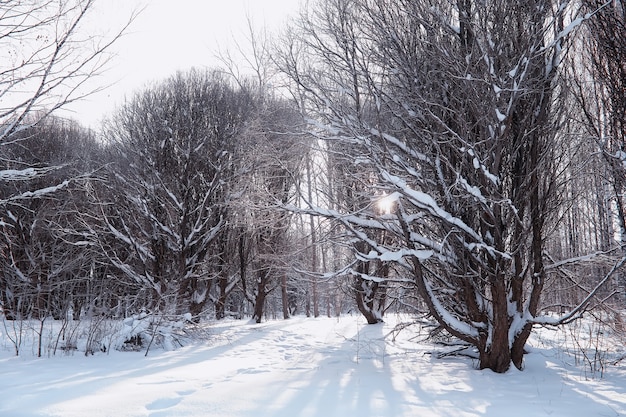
[376,193,397,214]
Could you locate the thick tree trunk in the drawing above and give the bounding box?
[479,279,512,373]
[479,321,535,371]
[511,324,533,370]
[354,277,382,324]
[478,344,511,373]
[252,289,267,324]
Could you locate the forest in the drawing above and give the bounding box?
[1,0,625,375]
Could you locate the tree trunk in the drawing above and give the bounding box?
[479,279,512,372]
[312,276,319,318]
[252,269,270,323]
[354,277,382,324]
[305,289,311,317]
[252,289,267,323]
[307,157,320,318]
[478,342,511,373]
[281,274,290,319]
[511,323,533,370]
[215,273,228,320]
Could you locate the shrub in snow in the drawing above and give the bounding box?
[101,312,194,354]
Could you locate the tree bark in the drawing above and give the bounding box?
[215,272,228,320]
[281,274,290,319]
[252,269,270,323]
[354,277,382,325]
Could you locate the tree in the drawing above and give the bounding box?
[1,0,131,143]
[577,0,626,245]
[0,1,133,321]
[0,117,103,321]
[234,97,305,323]
[278,0,394,324]
[102,69,255,317]
[217,20,308,322]
[281,0,603,372]
[559,1,626,309]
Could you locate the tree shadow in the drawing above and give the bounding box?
[2,317,626,417]
[264,321,411,417]
[260,319,626,417]
[0,320,280,416]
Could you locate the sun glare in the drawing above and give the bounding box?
[377,193,397,214]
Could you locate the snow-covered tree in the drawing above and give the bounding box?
[281,0,605,372]
[0,0,131,192]
[278,0,393,324]
[234,97,306,323]
[577,0,626,245]
[102,69,255,317]
[0,118,103,320]
[0,1,132,321]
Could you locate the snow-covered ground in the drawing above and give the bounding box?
[2,315,626,416]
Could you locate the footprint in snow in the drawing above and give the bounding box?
[146,396,183,411]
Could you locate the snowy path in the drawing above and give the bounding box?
[2,315,626,416]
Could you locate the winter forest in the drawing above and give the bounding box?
[2,0,626,399]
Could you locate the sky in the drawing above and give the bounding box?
[62,0,301,128]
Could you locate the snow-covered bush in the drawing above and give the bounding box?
[97,312,194,355]
[1,312,197,357]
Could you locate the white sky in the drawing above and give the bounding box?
[62,0,301,128]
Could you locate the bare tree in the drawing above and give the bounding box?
[280,0,607,372]
[277,0,392,324]
[102,69,254,317]
[0,0,132,143]
[577,0,626,244]
[0,3,135,318]
[218,21,309,322]
[557,0,626,311]
[0,118,104,322]
[233,97,305,323]
[0,1,134,329]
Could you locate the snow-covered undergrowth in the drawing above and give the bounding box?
[1,314,626,416]
[531,312,626,379]
[0,312,201,357]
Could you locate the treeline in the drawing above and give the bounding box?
[0,69,317,324]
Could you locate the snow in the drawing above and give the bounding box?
[0,168,39,181]
[480,165,500,186]
[379,248,433,262]
[362,248,433,263]
[13,180,70,199]
[422,279,480,339]
[556,17,584,42]
[381,171,485,244]
[1,315,626,417]
[457,176,486,204]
